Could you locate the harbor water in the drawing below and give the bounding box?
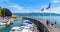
[0,13,60,32]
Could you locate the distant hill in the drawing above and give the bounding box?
[13,13,60,16]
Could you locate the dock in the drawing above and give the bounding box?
[23,17,60,32]
[38,20,60,32]
[32,23,39,32]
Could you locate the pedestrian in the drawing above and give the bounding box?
[51,23,54,26]
[46,20,50,26]
[55,21,57,28]
[55,21,57,25]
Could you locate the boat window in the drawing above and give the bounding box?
[12,29,15,31]
[17,29,21,31]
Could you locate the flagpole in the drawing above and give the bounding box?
[49,3,51,27]
[43,9,44,21]
[46,3,51,26]
[48,3,51,26]
[41,8,44,20]
[49,8,51,26]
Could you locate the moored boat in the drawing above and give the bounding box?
[10,26,21,32]
[0,22,6,29]
[23,20,33,26]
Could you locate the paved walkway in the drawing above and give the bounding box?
[32,23,39,32]
[23,17,60,32]
[37,19,60,32]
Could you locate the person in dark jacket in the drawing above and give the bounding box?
[46,20,50,26]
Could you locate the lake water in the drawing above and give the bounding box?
[18,15,60,28]
[27,16,60,28]
[0,20,23,32]
[0,13,60,32]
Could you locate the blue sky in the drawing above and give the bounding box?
[0,0,60,13]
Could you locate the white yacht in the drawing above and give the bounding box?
[0,22,6,29]
[10,26,21,32]
[23,20,33,26]
[10,20,39,32]
[0,23,6,26]
[20,26,34,32]
[10,26,34,32]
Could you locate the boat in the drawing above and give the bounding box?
[0,22,6,29]
[10,26,34,32]
[10,19,39,32]
[21,20,34,32]
[23,20,33,26]
[20,26,34,32]
[10,20,34,32]
[0,23,6,26]
[3,17,14,25]
[10,26,21,32]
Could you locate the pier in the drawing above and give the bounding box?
[23,17,60,32]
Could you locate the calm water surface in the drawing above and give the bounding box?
[0,20,22,32]
[0,15,60,32]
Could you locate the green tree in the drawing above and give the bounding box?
[0,7,2,16]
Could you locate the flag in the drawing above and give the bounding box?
[46,3,51,9]
[41,8,44,11]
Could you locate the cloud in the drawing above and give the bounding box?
[53,0,60,3]
[7,4,41,13]
[0,0,41,13]
[6,4,24,13]
[40,5,60,14]
[51,7,60,14]
[0,0,25,13]
[41,7,60,14]
[0,0,9,3]
[8,5,23,10]
[0,0,60,13]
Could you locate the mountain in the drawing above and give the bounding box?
[13,13,60,16]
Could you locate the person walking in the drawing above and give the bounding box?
[55,21,57,28]
[46,20,50,26]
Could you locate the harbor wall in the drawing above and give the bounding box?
[23,17,49,32]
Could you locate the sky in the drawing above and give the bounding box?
[0,0,60,13]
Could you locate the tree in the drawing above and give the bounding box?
[2,8,12,17]
[0,7,2,16]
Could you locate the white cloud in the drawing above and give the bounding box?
[53,0,60,3]
[8,5,23,10]
[2,3,60,13]
[40,5,60,14]
[51,7,60,14]
[0,0,9,3]
[7,4,41,13]
[1,0,60,13]
[6,4,24,13]
[41,7,60,14]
